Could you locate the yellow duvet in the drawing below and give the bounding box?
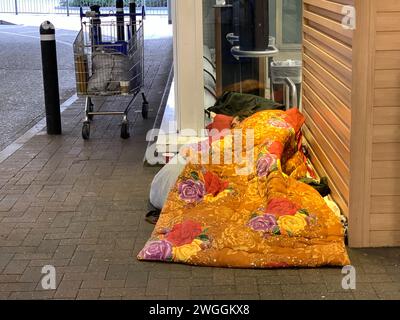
[138,109,350,268]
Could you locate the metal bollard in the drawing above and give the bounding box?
[39,21,62,135]
[116,0,124,41]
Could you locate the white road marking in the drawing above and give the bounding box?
[0,30,73,46]
[0,25,26,29]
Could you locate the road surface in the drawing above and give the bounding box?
[0,23,77,150]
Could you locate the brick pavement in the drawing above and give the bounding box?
[0,35,399,300]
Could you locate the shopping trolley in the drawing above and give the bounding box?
[73,6,148,140]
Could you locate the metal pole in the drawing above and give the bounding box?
[66,0,70,16]
[142,0,146,17]
[167,0,172,24]
[14,0,18,15]
[129,1,137,33]
[116,0,124,41]
[129,1,140,89]
[90,5,102,45]
[39,21,62,135]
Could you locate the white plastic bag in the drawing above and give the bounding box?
[149,154,187,209]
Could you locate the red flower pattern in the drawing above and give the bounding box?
[266,198,300,217]
[204,171,229,197]
[268,141,284,158]
[166,220,203,246]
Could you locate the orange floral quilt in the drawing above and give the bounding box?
[138,109,350,268]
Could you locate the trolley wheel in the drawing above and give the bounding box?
[142,102,149,119]
[87,102,94,121]
[121,121,130,139]
[82,122,90,140]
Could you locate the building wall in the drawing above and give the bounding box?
[302,0,353,216]
[368,0,400,246]
[303,0,400,247]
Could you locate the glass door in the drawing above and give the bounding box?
[274,0,302,50]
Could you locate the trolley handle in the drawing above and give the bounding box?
[87,12,144,18]
[80,7,145,19]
